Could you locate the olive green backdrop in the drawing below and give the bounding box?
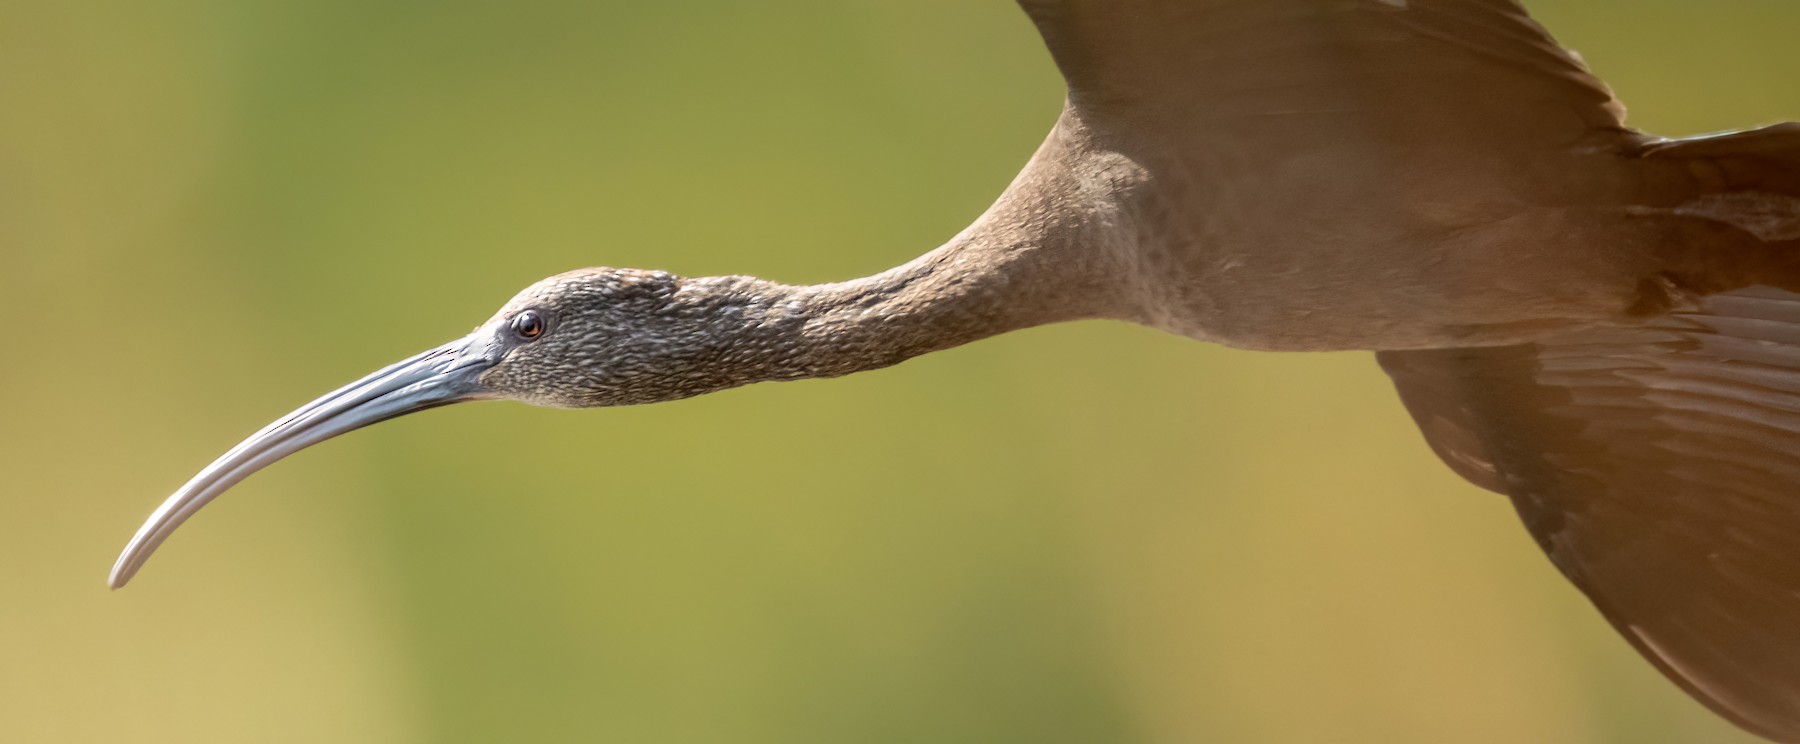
[3,1,1796,742]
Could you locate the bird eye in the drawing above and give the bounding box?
[510,310,547,341]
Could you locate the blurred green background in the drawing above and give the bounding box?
[3,1,1796,742]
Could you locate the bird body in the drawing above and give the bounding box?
[113,1,1800,740]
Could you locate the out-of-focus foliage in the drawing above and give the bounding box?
[1,1,1794,741]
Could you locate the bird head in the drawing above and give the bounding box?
[108,266,766,588]
[478,267,770,408]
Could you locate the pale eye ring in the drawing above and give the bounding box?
[510,310,547,341]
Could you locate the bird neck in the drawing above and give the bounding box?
[656,115,1144,396]
[674,219,1128,391]
[796,233,1116,378]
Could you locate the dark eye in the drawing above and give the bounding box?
[510,310,547,340]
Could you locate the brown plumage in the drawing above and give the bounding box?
[113,1,1800,740]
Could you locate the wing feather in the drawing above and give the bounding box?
[1016,0,1625,147]
[1381,287,1800,741]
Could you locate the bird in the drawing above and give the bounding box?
[111,0,1800,740]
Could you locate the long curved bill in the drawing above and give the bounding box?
[109,334,503,589]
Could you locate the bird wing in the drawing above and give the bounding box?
[1379,286,1800,741]
[1016,0,1626,150]
[1022,0,1800,735]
